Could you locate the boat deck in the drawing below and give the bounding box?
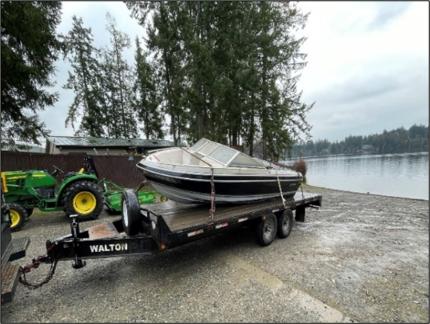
[145,191,321,232]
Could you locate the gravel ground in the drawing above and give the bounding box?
[2,186,428,323]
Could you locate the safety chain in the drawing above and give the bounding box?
[18,242,59,289]
[19,256,58,290]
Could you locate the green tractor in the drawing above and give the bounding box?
[1,156,160,231]
[1,166,104,230]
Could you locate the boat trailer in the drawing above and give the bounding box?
[18,190,322,289]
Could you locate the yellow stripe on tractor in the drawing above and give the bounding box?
[1,172,7,193]
[3,176,26,180]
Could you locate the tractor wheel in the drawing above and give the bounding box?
[9,204,28,231]
[63,181,104,222]
[25,208,34,218]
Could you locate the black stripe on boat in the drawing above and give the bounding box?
[139,164,302,183]
[141,165,301,197]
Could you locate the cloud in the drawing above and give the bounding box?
[298,1,428,141]
[315,74,402,105]
[368,2,410,29]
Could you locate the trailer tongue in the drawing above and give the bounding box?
[18,190,322,289]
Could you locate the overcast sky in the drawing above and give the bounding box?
[39,1,429,143]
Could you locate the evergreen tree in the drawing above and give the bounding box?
[100,14,137,138]
[134,37,163,139]
[63,16,105,137]
[1,1,62,144]
[254,2,312,160]
[127,1,312,158]
[290,125,429,158]
[146,2,187,145]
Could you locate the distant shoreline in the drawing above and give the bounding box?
[285,151,428,161]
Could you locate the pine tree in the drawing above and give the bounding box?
[1,1,62,144]
[100,14,137,138]
[63,16,105,137]
[127,1,312,159]
[134,37,163,139]
[254,2,312,160]
[145,2,188,145]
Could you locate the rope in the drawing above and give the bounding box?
[276,173,287,208]
[300,181,305,201]
[209,167,216,221]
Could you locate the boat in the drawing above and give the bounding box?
[136,138,303,204]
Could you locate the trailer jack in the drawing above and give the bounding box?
[69,214,86,269]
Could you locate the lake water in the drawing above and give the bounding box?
[289,152,428,200]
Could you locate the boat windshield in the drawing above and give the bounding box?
[229,152,264,168]
[190,138,265,168]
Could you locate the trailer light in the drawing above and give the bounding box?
[215,222,229,229]
[187,229,204,237]
[238,217,248,223]
[160,243,166,251]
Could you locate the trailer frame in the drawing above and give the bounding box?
[43,191,322,269]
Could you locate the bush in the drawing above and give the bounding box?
[292,159,307,181]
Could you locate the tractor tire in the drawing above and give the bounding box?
[25,208,34,218]
[9,203,28,231]
[63,181,104,222]
[121,189,142,236]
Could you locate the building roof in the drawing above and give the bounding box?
[2,143,45,153]
[47,136,174,148]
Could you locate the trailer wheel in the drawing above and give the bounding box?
[276,209,293,238]
[9,203,28,231]
[122,189,141,236]
[256,213,277,246]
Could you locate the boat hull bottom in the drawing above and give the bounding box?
[151,181,297,205]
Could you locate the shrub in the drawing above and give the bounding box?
[292,159,307,180]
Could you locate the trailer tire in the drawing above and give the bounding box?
[122,189,141,236]
[256,213,277,246]
[63,181,104,221]
[9,203,28,231]
[276,209,293,238]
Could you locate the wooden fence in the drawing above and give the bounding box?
[0,151,145,188]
